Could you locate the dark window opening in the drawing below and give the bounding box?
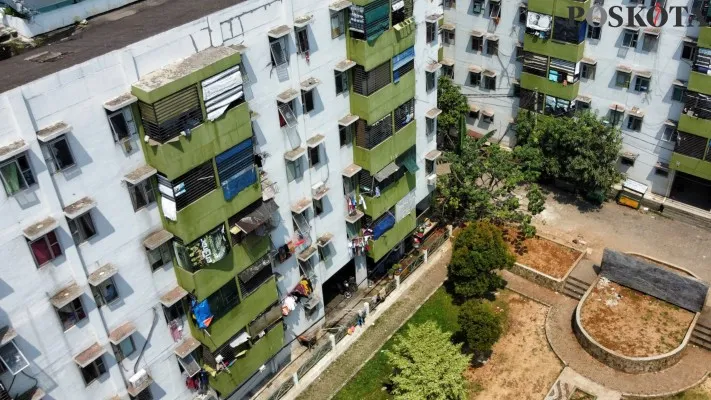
[80,357,106,385]
[28,230,62,267]
[68,212,97,245]
[0,153,35,196]
[553,17,586,44]
[208,281,241,321]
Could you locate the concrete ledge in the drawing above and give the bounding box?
[508,234,584,292]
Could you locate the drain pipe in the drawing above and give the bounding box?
[134,307,159,374]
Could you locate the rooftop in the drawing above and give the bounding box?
[0,0,247,94]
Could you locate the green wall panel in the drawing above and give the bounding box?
[364,172,416,219]
[688,72,711,97]
[523,34,584,63]
[350,70,416,124]
[190,276,279,351]
[353,121,416,173]
[139,102,253,181]
[347,18,416,71]
[553,0,590,19]
[520,71,579,100]
[678,114,711,139]
[369,211,416,262]
[209,323,284,396]
[671,153,711,181]
[700,27,711,49]
[174,234,271,301]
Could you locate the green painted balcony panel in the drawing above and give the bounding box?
[700,27,711,49]
[678,114,711,139]
[140,102,253,180]
[190,276,279,351]
[523,34,584,63]
[209,323,284,396]
[347,19,416,71]
[350,70,416,125]
[671,153,711,181]
[369,211,416,262]
[553,0,590,19]
[688,71,711,97]
[174,234,271,301]
[354,121,416,173]
[527,0,553,15]
[364,172,416,219]
[161,181,262,244]
[131,47,241,104]
[520,72,579,100]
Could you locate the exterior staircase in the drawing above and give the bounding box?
[691,320,711,351]
[562,276,591,300]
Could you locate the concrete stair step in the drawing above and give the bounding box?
[563,284,586,295]
[566,276,592,287]
[692,329,711,344]
[694,323,711,336]
[690,337,711,351]
[565,279,589,291]
[561,287,583,300]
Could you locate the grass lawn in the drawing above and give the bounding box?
[333,287,460,400]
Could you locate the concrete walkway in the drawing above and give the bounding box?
[545,367,621,400]
[503,270,711,397]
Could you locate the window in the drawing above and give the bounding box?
[92,278,119,306]
[442,65,454,79]
[620,155,636,166]
[269,36,288,68]
[107,108,136,142]
[238,256,273,296]
[426,71,436,92]
[352,62,392,96]
[609,109,624,126]
[301,90,315,113]
[335,70,349,95]
[68,212,97,245]
[80,356,107,385]
[634,76,650,92]
[443,30,455,45]
[484,74,496,90]
[308,145,320,167]
[627,115,643,131]
[587,25,601,40]
[662,124,678,142]
[469,72,481,86]
[278,100,297,128]
[515,43,523,60]
[128,179,156,211]
[672,83,686,102]
[643,32,658,51]
[392,47,415,83]
[581,63,595,79]
[622,29,638,48]
[489,1,500,17]
[0,153,35,196]
[655,167,669,177]
[286,158,303,182]
[486,39,498,55]
[42,136,76,173]
[426,21,437,43]
[295,27,310,54]
[331,10,346,38]
[682,41,697,61]
[112,336,136,361]
[163,301,186,324]
[512,81,520,97]
[469,109,480,119]
[576,99,591,111]
[28,230,62,267]
[544,96,573,116]
[472,0,483,13]
[208,281,240,320]
[471,36,483,52]
[313,198,324,216]
[553,17,586,44]
[147,242,172,271]
[483,112,494,124]
[0,341,29,375]
[518,4,527,24]
[615,71,631,88]
[339,125,352,147]
[426,117,436,135]
[58,298,86,331]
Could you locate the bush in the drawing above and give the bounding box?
[458,300,504,355]
[448,222,515,299]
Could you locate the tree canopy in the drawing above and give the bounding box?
[458,300,504,354]
[385,321,470,400]
[437,76,468,151]
[515,110,623,196]
[448,221,515,299]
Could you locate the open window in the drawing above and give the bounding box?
[277,98,298,128]
[335,70,349,95]
[587,24,601,40]
[143,229,173,271]
[486,36,499,55]
[295,26,310,55]
[442,25,455,45]
[682,37,698,62]
[661,120,678,142]
[67,210,97,245]
[160,286,188,324]
[78,351,107,386]
[41,135,76,173]
[426,71,436,91]
[471,31,484,52]
[127,179,156,211]
[426,21,437,43]
[268,31,289,68]
[581,58,596,79]
[615,66,632,88]
[483,70,497,89]
[284,147,306,182]
[0,336,29,376]
[89,264,120,306]
[109,322,137,362]
[622,27,639,48]
[634,72,651,92]
[301,89,315,114]
[672,80,686,102]
[307,134,325,168]
[627,114,643,132]
[330,8,346,38]
[107,107,137,142]
[27,229,62,267]
[51,283,87,331]
[0,152,35,196]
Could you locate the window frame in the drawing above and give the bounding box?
[92,277,120,307]
[330,9,346,39]
[339,124,352,147]
[682,42,697,62]
[425,71,436,92]
[107,107,136,142]
[615,71,631,88]
[661,124,678,142]
[269,35,289,68]
[471,36,483,52]
[484,75,496,90]
[609,109,624,126]
[42,135,76,173]
[286,157,304,182]
[28,230,62,267]
[0,153,36,196]
[58,298,87,331]
[442,30,455,45]
[489,1,500,17]
[627,115,643,131]
[472,0,483,13]
[68,211,97,245]
[642,33,658,51]
[672,84,686,102]
[318,243,334,262]
[622,29,639,48]
[469,71,481,86]
[486,39,498,55]
[426,21,437,43]
[112,335,136,362]
[426,117,436,136]
[587,24,601,40]
[163,300,186,324]
[295,26,310,54]
[147,242,172,271]
[301,89,315,113]
[308,144,321,168]
[634,76,650,92]
[128,179,156,212]
[335,70,349,95]
[80,356,107,386]
[581,63,596,79]
[313,198,324,216]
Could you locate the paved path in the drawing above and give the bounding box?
[295,243,452,400]
[503,270,711,397]
[545,367,621,400]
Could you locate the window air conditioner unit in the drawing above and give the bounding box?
[311,181,325,197]
[129,369,149,389]
[427,174,438,186]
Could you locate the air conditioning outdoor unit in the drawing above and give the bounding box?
[129,369,149,389]
[311,181,325,197]
[427,174,437,186]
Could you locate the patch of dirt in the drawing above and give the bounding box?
[465,291,562,400]
[503,228,581,279]
[570,388,597,400]
[581,279,694,357]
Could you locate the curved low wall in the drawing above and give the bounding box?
[573,278,698,374]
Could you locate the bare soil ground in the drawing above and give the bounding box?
[503,228,582,279]
[581,280,694,357]
[465,291,562,400]
[571,389,598,400]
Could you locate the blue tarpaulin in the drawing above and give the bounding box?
[372,213,395,240]
[216,138,256,200]
[222,167,257,201]
[392,47,415,71]
[191,299,214,329]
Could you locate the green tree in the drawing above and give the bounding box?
[516,110,624,197]
[385,321,469,400]
[436,133,545,232]
[437,76,468,151]
[448,221,515,298]
[458,300,504,354]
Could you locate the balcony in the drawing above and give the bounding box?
[523,34,584,63]
[520,71,579,101]
[368,211,416,262]
[141,102,252,180]
[354,121,416,173]
[209,322,284,395]
[688,71,711,97]
[190,276,278,351]
[364,172,416,219]
[350,70,416,125]
[678,114,711,139]
[347,18,416,72]
[162,180,262,244]
[671,152,711,181]
[174,233,271,301]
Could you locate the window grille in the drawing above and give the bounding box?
[355,114,393,149]
[676,131,708,160]
[394,99,415,131]
[138,86,203,143]
[352,62,392,96]
[157,162,216,211]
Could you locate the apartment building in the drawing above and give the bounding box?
[442,0,711,212]
[0,0,440,399]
